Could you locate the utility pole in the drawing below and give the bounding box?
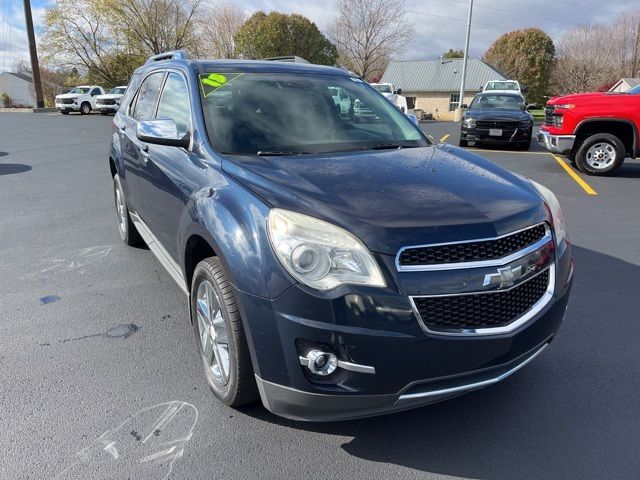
[458,0,474,111]
[23,0,45,108]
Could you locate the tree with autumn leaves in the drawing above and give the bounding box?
[483,28,555,104]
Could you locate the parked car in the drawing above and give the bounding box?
[459,92,533,149]
[109,50,573,421]
[482,79,526,95]
[55,86,105,115]
[537,84,640,175]
[95,86,127,115]
[370,82,408,112]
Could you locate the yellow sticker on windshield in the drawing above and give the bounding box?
[200,73,244,97]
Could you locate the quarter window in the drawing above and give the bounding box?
[132,72,164,121]
[449,93,460,111]
[156,73,191,133]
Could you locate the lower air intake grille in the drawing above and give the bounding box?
[412,269,550,332]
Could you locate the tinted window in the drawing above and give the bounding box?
[132,72,164,121]
[199,72,427,155]
[121,74,142,114]
[156,73,191,133]
[90,88,101,96]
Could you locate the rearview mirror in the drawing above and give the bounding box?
[137,119,190,149]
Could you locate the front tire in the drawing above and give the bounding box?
[60,111,69,115]
[80,102,91,115]
[100,110,109,116]
[575,133,625,175]
[191,257,258,407]
[459,137,468,147]
[113,174,143,246]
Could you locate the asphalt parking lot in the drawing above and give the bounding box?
[1,112,640,480]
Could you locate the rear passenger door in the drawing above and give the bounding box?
[135,71,193,260]
[120,71,165,216]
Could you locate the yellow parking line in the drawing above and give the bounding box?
[467,148,550,155]
[552,154,598,196]
[440,134,450,142]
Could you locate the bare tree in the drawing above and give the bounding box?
[552,9,640,94]
[552,24,618,94]
[329,0,412,81]
[196,2,246,59]
[105,0,202,55]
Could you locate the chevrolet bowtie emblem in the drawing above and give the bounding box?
[483,266,524,288]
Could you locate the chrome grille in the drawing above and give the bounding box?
[398,224,547,267]
[412,268,551,333]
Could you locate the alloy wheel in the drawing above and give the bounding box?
[196,280,230,386]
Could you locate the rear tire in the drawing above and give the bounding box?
[113,173,143,246]
[575,133,625,175]
[191,257,258,407]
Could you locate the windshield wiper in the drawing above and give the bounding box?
[256,150,312,156]
[368,143,420,150]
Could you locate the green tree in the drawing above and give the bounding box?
[483,28,555,103]
[234,12,338,65]
[443,49,464,59]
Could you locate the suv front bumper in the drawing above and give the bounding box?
[537,129,575,154]
[237,245,573,421]
[55,103,81,112]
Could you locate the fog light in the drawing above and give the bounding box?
[299,349,338,376]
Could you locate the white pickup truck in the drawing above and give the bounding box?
[95,86,127,115]
[370,82,408,113]
[55,85,105,115]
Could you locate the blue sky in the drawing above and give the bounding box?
[1,0,637,72]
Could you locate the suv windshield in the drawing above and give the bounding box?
[470,94,525,110]
[372,84,392,94]
[69,87,90,94]
[109,87,126,95]
[485,81,518,91]
[199,72,427,155]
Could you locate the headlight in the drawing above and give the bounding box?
[553,104,574,110]
[463,117,476,127]
[267,209,386,291]
[530,180,568,247]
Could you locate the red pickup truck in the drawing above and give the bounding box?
[537,84,640,175]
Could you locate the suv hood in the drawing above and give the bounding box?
[221,146,545,255]
[465,109,531,122]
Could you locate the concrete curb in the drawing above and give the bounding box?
[0,107,58,113]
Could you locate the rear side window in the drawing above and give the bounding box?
[120,74,142,114]
[132,72,164,121]
[156,72,191,133]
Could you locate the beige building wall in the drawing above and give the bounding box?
[408,91,479,121]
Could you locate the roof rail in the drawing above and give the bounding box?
[263,56,310,64]
[145,50,189,64]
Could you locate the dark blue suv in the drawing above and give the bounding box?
[109,51,573,421]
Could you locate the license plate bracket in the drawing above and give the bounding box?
[489,128,503,137]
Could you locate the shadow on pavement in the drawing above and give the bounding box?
[242,245,640,479]
[0,163,32,176]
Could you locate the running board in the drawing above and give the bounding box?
[129,212,189,295]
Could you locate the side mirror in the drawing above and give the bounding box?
[394,88,403,95]
[405,113,418,125]
[460,104,468,109]
[521,85,529,93]
[137,119,190,149]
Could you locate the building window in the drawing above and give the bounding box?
[406,96,416,110]
[449,93,460,111]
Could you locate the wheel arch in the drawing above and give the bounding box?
[574,118,638,157]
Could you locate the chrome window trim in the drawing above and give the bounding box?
[409,263,555,336]
[395,222,551,272]
[397,342,548,401]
